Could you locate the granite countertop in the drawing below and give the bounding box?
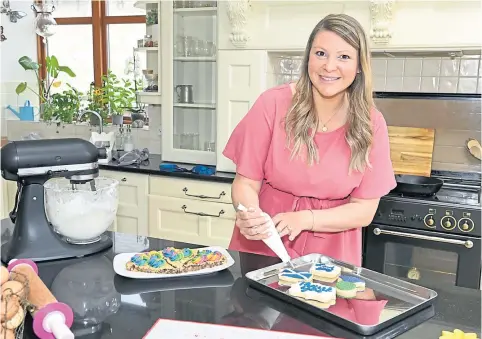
[100,153,236,183]
[1,220,480,339]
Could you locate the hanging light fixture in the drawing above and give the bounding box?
[31,0,57,40]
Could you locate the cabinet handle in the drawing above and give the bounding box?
[121,178,127,182]
[182,187,226,200]
[181,205,225,218]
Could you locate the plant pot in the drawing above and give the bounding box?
[112,115,124,125]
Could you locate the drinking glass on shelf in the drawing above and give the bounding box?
[207,41,216,57]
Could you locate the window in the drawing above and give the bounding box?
[38,0,146,90]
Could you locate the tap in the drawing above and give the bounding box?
[78,110,103,134]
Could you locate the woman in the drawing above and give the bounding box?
[223,13,396,266]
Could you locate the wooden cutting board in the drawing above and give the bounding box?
[387,126,435,177]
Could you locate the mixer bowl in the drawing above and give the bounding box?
[44,177,119,244]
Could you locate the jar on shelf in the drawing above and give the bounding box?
[143,35,153,47]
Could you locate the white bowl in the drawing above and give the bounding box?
[44,177,119,244]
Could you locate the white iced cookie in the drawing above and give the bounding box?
[288,281,336,304]
[278,269,312,285]
[310,263,341,283]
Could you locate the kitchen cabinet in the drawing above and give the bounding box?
[1,179,16,220]
[216,50,268,172]
[148,176,235,247]
[160,1,219,166]
[133,0,162,105]
[100,170,149,236]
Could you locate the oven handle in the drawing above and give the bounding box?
[373,228,474,249]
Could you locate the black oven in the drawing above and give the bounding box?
[363,223,481,289]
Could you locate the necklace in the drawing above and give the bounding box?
[319,103,344,132]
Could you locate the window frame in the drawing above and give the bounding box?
[37,0,146,88]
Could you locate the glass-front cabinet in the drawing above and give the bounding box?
[161,1,218,165]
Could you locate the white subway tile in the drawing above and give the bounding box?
[371,58,387,77]
[477,78,482,94]
[402,77,421,92]
[421,77,439,92]
[422,58,441,77]
[385,77,403,92]
[460,58,479,77]
[457,77,478,93]
[438,77,459,93]
[373,76,386,91]
[386,59,404,77]
[441,58,461,77]
[404,58,422,77]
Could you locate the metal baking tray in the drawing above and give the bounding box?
[245,253,438,336]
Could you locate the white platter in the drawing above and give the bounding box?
[113,246,235,279]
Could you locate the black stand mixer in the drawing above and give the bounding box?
[1,138,113,263]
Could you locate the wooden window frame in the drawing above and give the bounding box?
[36,0,146,87]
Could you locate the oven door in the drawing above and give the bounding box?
[363,224,481,289]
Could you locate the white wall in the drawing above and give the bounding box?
[1,0,38,135]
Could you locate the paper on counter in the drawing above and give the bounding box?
[143,319,337,339]
[237,204,291,263]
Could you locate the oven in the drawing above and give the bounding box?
[364,223,481,289]
[362,175,481,290]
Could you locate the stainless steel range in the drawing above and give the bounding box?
[363,171,481,289]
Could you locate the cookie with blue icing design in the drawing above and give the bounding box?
[288,281,337,304]
[278,268,313,285]
[338,275,366,291]
[310,263,341,282]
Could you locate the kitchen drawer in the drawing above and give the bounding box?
[149,176,232,204]
[148,195,235,248]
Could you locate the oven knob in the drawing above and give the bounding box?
[441,216,456,230]
[458,218,474,232]
[424,214,435,228]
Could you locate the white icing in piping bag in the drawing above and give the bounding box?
[237,204,292,265]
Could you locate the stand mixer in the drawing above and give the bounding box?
[1,138,114,263]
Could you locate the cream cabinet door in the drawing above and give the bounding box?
[101,170,149,236]
[1,179,17,219]
[216,50,268,173]
[148,195,235,248]
[149,176,232,204]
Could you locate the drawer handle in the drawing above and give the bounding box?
[182,187,226,200]
[121,178,127,182]
[181,205,225,218]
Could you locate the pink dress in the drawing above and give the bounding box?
[222,83,396,266]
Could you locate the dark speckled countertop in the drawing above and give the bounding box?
[100,153,236,183]
[1,219,480,339]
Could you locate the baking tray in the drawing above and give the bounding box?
[245,253,438,336]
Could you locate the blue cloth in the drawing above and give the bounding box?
[159,163,215,176]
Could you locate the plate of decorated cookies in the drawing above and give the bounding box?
[113,246,235,279]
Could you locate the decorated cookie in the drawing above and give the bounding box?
[338,275,366,291]
[288,281,336,304]
[278,269,313,285]
[126,247,227,274]
[310,263,341,282]
[335,281,357,299]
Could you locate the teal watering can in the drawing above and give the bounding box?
[6,101,35,121]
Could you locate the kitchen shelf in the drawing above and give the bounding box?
[133,0,159,10]
[173,7,217,16]
[136,92,162,105]
[173,103,216,109]
[174,57,216,62]
[134,47,159,52]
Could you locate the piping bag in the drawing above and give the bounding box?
[237,204,294,267]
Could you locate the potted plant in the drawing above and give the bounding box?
[15,55,76,118]
[102,70,137,125]
[42,84,82,124]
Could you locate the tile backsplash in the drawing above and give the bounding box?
[269,53,482,94]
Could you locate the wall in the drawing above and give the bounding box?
[0,0,38,136]
[217,1,482,51]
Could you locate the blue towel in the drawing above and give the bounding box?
[159,163,215,176]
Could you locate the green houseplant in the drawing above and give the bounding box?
[15,55,76,118]
[101,70,137,125]
[42,84,82,124]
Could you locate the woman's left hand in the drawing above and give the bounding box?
[272,211,312,241]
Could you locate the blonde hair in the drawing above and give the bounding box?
[284,14,374,173]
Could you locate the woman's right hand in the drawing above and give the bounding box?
[236,207,272,240]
